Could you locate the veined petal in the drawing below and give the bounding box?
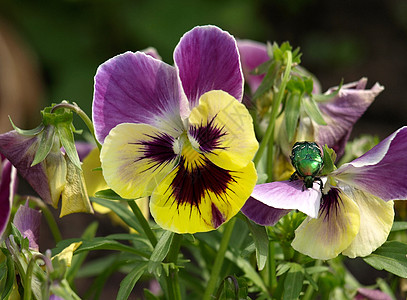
[241,197,290,226]
[60,155,93,217]
[93,51,184,143]
[188,90,258,170]
[250,180,322,218]
[332,126,407,201]
[150,140,257,233]
[174,25,243,117]
[237,40,269,93]
[101,123,179,199]
[316,78,384,157]
[0,159,17,237]
[292,188,360,260]
[341,188,394,258]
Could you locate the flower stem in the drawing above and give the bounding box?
[253,51,292,167]
[302,260,322,300]
[24,254,47,300]
[128,200,157,247]
[203,217,237,300]
[268,241,277,293]
[30,197,62,244]
[51,102,102,150]
[165,233,183,300]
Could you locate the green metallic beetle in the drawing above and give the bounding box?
[289,141,324,191]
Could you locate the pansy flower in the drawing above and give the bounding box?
[93,26,259,233]
[242,127,407,259]
[237,40,383,158]
[0,156,17,238]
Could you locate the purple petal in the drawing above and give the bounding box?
[174,26,243,113]
[333,126,407,201]
[237,40,269,93]
[354,288,392,300]
[93,51,184,143]
[241,197,290,226]
[250,180,322,218]
[0,159,17,237]
[0,130,54,204]
[73,141,94,161]
[13,202,42,251]
[316,78,384,157]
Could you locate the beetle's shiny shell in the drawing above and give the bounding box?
[290,142,323,178]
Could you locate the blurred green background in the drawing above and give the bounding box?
[1,0,407,137]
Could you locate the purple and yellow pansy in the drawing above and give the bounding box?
[243,127,407,259]
[93,26,259,233]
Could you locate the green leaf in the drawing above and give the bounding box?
[320,145,337,176]
[363,241,407,278]
[302,96,326,126]
[283,263,304,300]
[285,92,302,142]
[148,231,174,274]
[90,197,144,233]
[9,116,44,136]
[66,222,99,285]
[0,249,15,300]
[56,121,81,169]
[143,288,161,300]
[252,61,280,100]
[245,218,269,271]
[117,262,148,300]
[94,189,124,200]
[391,221,407,232]
[31,125,56,166]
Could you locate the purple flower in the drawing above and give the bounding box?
[237,40,383,158]
[93,26,259,233]
[0,156,17,238]
[243,127,407,259]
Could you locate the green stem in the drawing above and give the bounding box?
[268,241,277,293]
[302,260,322,300]
[203,217,237,300]
[51,102,101,150]
[128,200,157,247]
[30,197,62,244]
[24,254,47,300]
[165,233,183,300]
[253,52,293,167]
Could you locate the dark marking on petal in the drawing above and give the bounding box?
[189,115,228,153]
[130,132,177,173]
[167,155,237,213]
[320,188,342,221]
[211,203,226,228]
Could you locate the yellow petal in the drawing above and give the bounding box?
[100,123,178,199]
[60,156,94,217]
[292,188,360,260]
[52,241,82,267]
[82,147,108,197]
[150,138,257,233]
[188,90,258,170]
[342,189,394,258]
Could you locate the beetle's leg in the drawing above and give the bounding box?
[289,171,299,182]
[315,177,324,194]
